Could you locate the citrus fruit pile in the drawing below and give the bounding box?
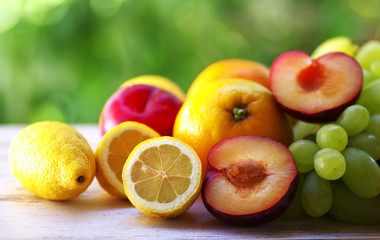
[8,37,380,227]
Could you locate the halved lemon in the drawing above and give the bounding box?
[95,121,160,199]
[122,137,202,218]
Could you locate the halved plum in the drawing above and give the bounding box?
[201,136,299,227]
[270,51,363,123]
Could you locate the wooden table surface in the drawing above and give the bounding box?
[1,125,379,239]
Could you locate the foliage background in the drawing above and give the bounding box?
[0,0,379,123]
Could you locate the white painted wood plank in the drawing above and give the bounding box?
[1,125,379,239]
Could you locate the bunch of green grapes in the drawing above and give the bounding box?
[282,38,380,224]
[356,40,380,115]
[288,105,380,223]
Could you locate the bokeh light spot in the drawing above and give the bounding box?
[90,0,125,18]
[23,0,69,26]
[349,0,380,19]
[0,0,22,33]
[175,2,212,36]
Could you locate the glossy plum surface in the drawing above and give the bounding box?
[201,136,299,227]
[270,51,363,122]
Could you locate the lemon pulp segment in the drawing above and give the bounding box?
[123,137,202,218]
[95,121,160,198]
[131,144,193,203]
[107,129,152,183]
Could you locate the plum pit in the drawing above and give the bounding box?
[221,159,268,189]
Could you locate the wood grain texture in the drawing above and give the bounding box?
[1,125,379,239]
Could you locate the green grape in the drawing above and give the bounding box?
[348,133,380,160]
[280,174,306,219]
[314,148,346,180]
[357,79,380,115]
[289,140,320,173]
[329,181,380,225]
[342,148,380,198]
[336,104,370,136]
[293,121,320,141]
[355,40,380,70]
[363,69,378,87]
[365,114,380,138]
[370,60,380,77]
[301,171,332,217]
[316,124,348,151]
[311,36,357,59]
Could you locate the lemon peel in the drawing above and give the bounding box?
[9,121,96,200]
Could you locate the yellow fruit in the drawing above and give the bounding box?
[8,121,96,200]
[187,59,270,98]
[95,121,160,198]
[122,136,202,218]
[173,78,294,178]
[311,36,358,59]
[120,75,185,101]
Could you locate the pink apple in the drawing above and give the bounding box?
[99,84,183,136]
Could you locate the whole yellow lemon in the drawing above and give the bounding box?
[9,121,96,200]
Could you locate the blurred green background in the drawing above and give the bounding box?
[0,0,379,123]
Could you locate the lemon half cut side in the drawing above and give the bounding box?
[95,121,160,199]
[122,137,202,218]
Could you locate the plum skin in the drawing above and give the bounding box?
[201,165,299,227]
[277,93,361,123]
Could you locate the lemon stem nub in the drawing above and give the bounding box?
[233,107,247,121]
[77,176,85,183]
